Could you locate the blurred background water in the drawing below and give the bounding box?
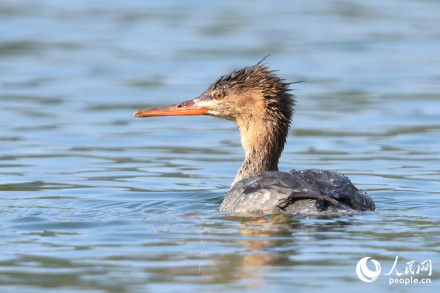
[1,0,439,292]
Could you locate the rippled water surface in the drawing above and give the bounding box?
[1,1,439,292]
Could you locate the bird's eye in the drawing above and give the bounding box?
[213,90,224,100]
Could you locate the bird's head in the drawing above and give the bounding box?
[134,61,294,132]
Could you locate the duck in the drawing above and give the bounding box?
[134,60,375,215]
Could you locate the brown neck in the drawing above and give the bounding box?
[232,116,287,186]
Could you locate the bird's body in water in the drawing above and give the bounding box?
[134,60,375,215]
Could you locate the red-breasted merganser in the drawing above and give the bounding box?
[134,61,375,215]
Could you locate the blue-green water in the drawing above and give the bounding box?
[1,1,439,292]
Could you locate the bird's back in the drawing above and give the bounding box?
[220,169,375,215]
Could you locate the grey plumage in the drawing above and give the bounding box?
[220,169,375,215]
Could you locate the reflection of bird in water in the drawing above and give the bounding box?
[134,60,375,215]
